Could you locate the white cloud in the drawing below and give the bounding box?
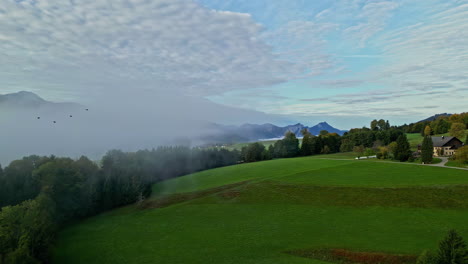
[374,2,468,98]
[343,1,399,47]
[0,0,297,100]
[261,21,338,77]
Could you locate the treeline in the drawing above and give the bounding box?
[0,147,239,263]
[340,119,404,151]
[338,119,415,161]
[239,120,416,163]
[240,130,342,162]
[398,112,468,136]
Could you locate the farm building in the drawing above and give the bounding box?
[431,136,463,156]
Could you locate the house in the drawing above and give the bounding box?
[431,136,463,156]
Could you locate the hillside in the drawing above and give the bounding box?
[53,155,468,264]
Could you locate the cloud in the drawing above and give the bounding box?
[261,20,339,78]
[343,1,399,47]
[373,2,468,98]
[0,0,299,100]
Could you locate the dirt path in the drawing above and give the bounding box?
[427,157,449,167]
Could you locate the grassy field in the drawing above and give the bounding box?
[52,155,468,264]
[446,160,468,169]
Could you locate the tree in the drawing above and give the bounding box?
[394,134,411,162]
[322,145,331,154]
[454,146,468,165]
[450,123,466,139]
[416,250,437,264]
[377,119,386,131]
[437,230,468,264]
[371,120,378,131]
[301,129,315,156]
[353,145,365,157]
[282,131,300,157]
[340,139,354,152]
[376,146,389,160]
[319,130,329,136]
[421,136,434,164]
[388,141,398,158]
[242,143,266,162]
[424,125,432,136]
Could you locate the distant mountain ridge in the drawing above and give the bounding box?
[0,91,81,110]
[207,121,347,144]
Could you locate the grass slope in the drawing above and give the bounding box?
[52,156,468,264]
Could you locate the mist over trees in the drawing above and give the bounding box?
[0,147,240,263]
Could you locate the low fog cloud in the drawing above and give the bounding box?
[0,0,300,164]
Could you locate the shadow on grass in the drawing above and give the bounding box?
[139,181,249,209]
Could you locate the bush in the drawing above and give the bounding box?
[416,250,437,264]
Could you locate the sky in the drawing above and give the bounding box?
[1,0,467,129]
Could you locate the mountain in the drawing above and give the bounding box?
[418,113,452,122]
[205,121,347,144]
[0,91,82,110]
[308,122,346,135]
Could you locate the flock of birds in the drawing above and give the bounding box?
[36,108,89,124]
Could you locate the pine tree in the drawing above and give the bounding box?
[394,134,411,162]
[300,129,314,156]
[437,230,468,264]
[421,136,434,164]
[282,131,300,158]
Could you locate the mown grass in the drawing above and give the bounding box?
[194,181,468,209]
[446,160,468,169]
[153,157,468,196]
[52,156,468,264]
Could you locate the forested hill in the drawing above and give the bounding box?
[398,112,467,135]
[418,113,452,123]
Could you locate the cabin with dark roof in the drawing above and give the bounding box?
[432,136,463,156]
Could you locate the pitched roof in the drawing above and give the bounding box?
[431,136,456,147]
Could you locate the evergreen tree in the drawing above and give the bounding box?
[394,134,411,162]
[421,136,434,164]
[282,131,300,158]
[300,129,314,156]
[437,230,468,264]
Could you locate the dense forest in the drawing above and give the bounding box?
[0,147,239,263]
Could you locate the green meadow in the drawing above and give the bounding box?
[52,155,468,264]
